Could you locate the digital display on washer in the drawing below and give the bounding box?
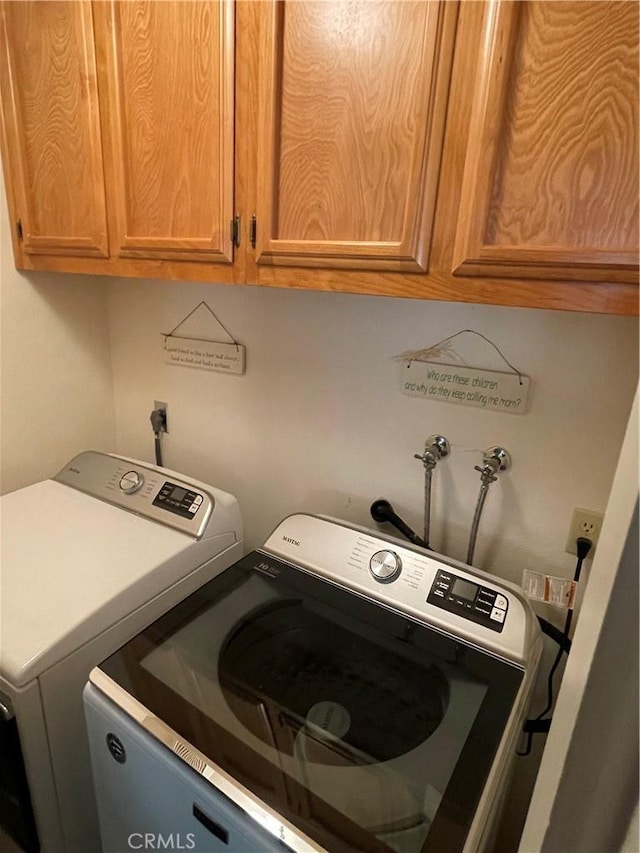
[428,569,509,633]
[452,578,478,601]
[152,481,201,519]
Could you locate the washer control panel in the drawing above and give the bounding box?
[427,568,508,633]
[262,515,536,664]
[369,550,402,583]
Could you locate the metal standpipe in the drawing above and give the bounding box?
[466,446,511,566]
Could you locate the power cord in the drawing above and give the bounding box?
[517,535,593,757]
[150,408,167,467]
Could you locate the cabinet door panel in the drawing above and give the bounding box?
[102,1,234,262]
[254,1,456,271]
[452,0,639,283]
[0,1,108,257]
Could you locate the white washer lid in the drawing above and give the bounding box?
[0,480,204,686]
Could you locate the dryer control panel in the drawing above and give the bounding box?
[427,569,508,633]
[152,482,205,520]
[54,451,214,537]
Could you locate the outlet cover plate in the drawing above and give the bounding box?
[565,508,604,555]
[153,400,168,433]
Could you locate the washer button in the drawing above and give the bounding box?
[369,550,402,583]
[188,503,198,513]
[495,594,508,610]
[193,495,203,506]
[490,607,506,623]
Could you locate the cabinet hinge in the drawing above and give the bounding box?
[230,214,241,248]
[16,219,23,241]
[249,215,256,249]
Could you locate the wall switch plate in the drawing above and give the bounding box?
[153,400,168,433]
[565,508,604,554]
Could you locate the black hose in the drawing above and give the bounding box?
[370,499,428,549]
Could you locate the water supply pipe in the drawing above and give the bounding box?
[466,446,511,565]
[414,435,450,548]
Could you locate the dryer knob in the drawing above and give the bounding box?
[369,550,402,583]
[119,470,144,494]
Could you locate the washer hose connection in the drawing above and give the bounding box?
[414,435,450,549]
[466,446,510,565]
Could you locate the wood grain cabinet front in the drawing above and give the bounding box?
[1,0,237,282]
[0,0,637,315]
[96,0,235,265]
[0,1,109,259]
[450,0,639,286]
[242,0,638,313]
[249,0,457,273]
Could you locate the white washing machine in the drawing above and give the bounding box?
[85,513,542,853]
[0,451,243,853]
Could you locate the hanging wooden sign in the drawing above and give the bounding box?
[162,301,246,375]
[397,329,531,415]
[401,361,530,414]
[162,336,245,375]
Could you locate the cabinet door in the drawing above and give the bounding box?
[0,1,109,258]
[98,1,235,263]
[252,1,457,272]
[452,0,639,284]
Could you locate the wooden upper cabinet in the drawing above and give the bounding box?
[0,1,109,258]
[96,0,235,263]
[0,0,636,312]
[452,0,639,284]
[252,1,458,271]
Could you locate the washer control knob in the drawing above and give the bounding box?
[369,550,402,583]
[119,470,144,494]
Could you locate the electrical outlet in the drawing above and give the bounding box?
[565,508,604,555]
[153,400,168,433]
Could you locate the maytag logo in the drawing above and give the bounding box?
[282,535,300,547]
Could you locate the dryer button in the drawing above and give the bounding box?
[495,594,508,610]
[119,470,144,494]
[490,607,506,623]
